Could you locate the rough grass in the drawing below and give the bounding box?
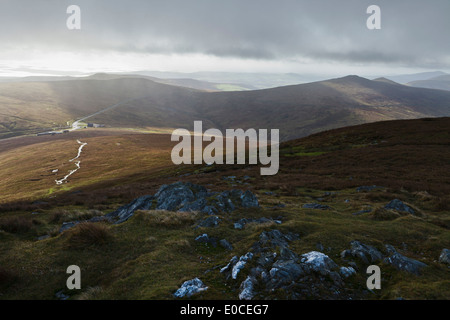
[65,222,113,249]
[0,216,33,233]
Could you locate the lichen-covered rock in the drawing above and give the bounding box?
[173,278,208,298]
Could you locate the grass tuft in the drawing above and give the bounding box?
[65,222,113,248]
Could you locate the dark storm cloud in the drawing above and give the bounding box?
[1,0,449,68]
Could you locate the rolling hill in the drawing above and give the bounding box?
[2,74,450,141]
[407,74,450,91]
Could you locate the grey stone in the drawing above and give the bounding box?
[239,276,257,300]
[106,195,154,224]
[55,290,70,300]
[268,260,304,289]
[439,249,450,265]
[219,239,233,251]
[220,256,239,275]
[352,208,372,216]
[384,245,427,275]
[195,233,217,247]
[102,182,259,227]
[241,190,260,208]
[173,278,208,298]
[302,203,331,210]
[234,217,279,229]
[155,182,207,211]
[59,221,80,233]
[339,266,356,278]
[232,252,254,279]
[197,216,221,228]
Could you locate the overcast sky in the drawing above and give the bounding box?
[0,0,449,78]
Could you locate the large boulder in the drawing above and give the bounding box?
[384,199,415,215]
[300,251,339,276]
[341,240,384,264]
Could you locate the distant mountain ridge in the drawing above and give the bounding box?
[406,74,450,92]
[1,74,450,140]
[384,71,448,84]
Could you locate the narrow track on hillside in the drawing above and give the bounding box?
[55,140,87,185]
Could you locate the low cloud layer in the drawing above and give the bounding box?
[1,0,449,75]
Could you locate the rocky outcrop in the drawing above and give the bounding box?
[60,181,259,232]
[173,278,208,298]
[219,229,359,300]
[384,199,415,215]
[119,182,259,218]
